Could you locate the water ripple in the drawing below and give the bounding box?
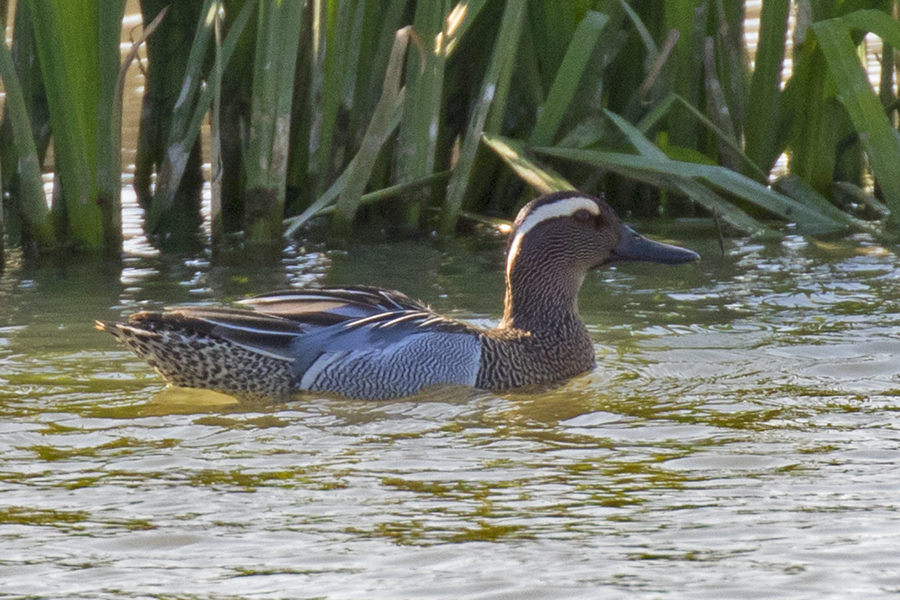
[3,236,900,598]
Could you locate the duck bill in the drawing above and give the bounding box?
[608,226,699,265]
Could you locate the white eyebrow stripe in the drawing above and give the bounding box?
[506,197,600,278]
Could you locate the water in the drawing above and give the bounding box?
[2,229,900,599]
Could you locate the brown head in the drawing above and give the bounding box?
[501,191,698,332]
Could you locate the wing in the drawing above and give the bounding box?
[285,307,478,373]
[106,285,486,398]
[146,286,481,374]
[123,308,308,361]
[238,286,429,325]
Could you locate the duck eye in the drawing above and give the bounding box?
[574,210,593,223]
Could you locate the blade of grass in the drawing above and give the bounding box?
[440,0,527,235]
[287,26,417,239]
[102,4,166,251]
[635,29,679,110]
[780,37,835,197]
[665,174,775,237]
[879,30,894,115]
[635,93,678,132]
[331,26,411,235]
[395,1,447,228]
[840,9,900,48]
[0,159,3,262]
[529,11,608,146]
[619,0,658,65]
[0,31,54,246]
[774,174,875,231]
[114,8,167,168]
[833,180,890,217]
[0,1,52,248]
[285,169,452,238]
[349,0,407,143]
[636,94,768,180]
[147,0,253,232]
[339,0,368,115]
[556,116,609,149]
[482,133,575,193]
[664,0,705,149]
[243,0,304,244]
[284,159,353,238]
[527,0,580,92]
[601,111,774,236]
[702,36,741,172]
[97,0,126,215]
[29,0,105,247]
[309,0,350,196]
[393,0,491,222]
[210,1,224,249]
[713,0,750,147]
[536,145,855,234]
[442,0,490,57]
[147,0,214,216]
[485,131,771,236]
[320,171,451,216]
[813,16,900,227]
[744,0,789,175]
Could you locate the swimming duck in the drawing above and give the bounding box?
[99,191,698,400]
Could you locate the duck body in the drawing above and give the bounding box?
[100,192,698,400]
[101,286,593,400]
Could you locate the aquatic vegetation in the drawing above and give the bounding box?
[1,1,899,257]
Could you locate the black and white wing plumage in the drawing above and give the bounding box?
[220,286,479,374]
[112,286,484,399]
[240,286,430,324]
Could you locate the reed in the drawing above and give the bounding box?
[0,1,52,248]
[529,11,608,147]
[744,0,789,178]
[243,0,303,246]
[812,11,900,229]
[27,0,125,252]
[440,0,526,235]
[3,0,900,260]
[394,0,450,230]
[146,0,253,240]
[330,26,409,237]
[135,0,205,247]
[0,22,53,248]
[210,2,225,250]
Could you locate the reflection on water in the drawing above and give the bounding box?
[2,230,900,599]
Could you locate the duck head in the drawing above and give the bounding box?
[501,191,699,330]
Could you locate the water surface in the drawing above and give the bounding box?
[2,230,900,599]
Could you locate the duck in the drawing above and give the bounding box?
[98,191,699,400]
